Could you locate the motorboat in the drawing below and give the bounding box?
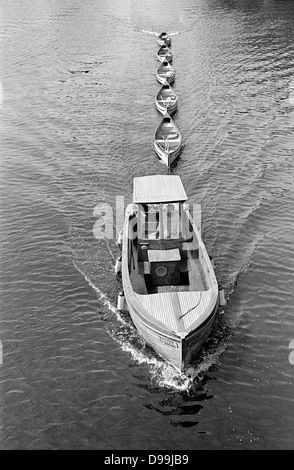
[121,175,219,373]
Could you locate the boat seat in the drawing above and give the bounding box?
[147,248,181,263]
[168,132,179,139]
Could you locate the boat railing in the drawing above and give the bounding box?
[198,244,214,288]
[168,132,179,140]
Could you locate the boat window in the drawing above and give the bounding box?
[162,203,181,239]
[139,203,182,240]
[139,204,160,240]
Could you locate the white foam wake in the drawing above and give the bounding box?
[73,261,225,391]
[140,29,180,37]
[72,260,129,326]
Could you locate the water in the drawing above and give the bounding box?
[0,0,294,450]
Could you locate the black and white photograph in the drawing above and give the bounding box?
[0,0,293,452]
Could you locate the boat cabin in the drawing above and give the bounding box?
[126,176,207,295]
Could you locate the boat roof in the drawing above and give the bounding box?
[133,175,188,204]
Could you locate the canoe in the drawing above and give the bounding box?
[153,113,182,167]
[157,32,171,46]
[155,83,178,116]
[157,44,173,63]
[121,175,219,373]
[156,60,175,85]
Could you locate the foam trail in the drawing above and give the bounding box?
[140,29,159,36]
[72,262,229,391]
[140,29,181,37]
[114,327,229,392]
[72,261,130,326]
[119,340,193,391]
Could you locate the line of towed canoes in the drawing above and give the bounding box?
[154,33,182,169]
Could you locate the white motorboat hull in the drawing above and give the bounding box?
[120,175,221,373]
[124,292,219,373]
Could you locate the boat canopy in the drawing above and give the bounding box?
[133,175,188,204]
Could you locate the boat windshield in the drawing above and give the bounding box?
[139,203,182,240]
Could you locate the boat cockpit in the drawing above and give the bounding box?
[126,202,207,295]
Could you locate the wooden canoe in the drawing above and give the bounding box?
[153,113,182,167]
[157,32,172,46]
[156,60,175,85]
[155,83,178,116]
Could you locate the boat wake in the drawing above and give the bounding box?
[73,261,231,392]
[133,321,231,392]
[140,29,181,37]
[140,29,159,37]
[112,308,232,392]
[73,261,129,326]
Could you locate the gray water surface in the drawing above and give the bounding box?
[0,0,294,450]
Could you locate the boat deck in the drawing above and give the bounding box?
[134,288,213,333]
[124,189,216,333]
[129,238,213,333]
